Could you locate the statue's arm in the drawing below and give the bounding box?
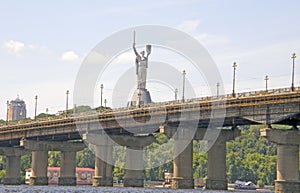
[133,43,139,57]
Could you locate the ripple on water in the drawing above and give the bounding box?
[0,185,272,193]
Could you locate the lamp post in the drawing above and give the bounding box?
[182,70,186,102]
[6,100,9,124]
[175,88,178,100]
[100,84,104,107]
[104,99,107,108]
[264,75,269,92]
[66,90,69,117]
[291,53,297,91]
[46,108,49,118]
[34,95,38,120]
[216,82,220,97]
[232,62,237,97]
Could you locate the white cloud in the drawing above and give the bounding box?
[177,19,201,33]
[61,51,79,61]
[3,40,25,54]
[114,52,133,64]
[177,19,230,46]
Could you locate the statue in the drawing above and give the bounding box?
[128,31,152,107]
[133,31,151,90]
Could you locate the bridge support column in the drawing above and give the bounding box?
[3,156,21,185]
[30,151,49,185]
[206,128,240,190]
[206,138,227,190]
[20,139,86,186]
[124,146,144,187]
[0,147,30,185]
[110,135,155,187]
[172,140,194,189]
[93,145,113,187]
[261,128,300,193]
[58,151,77,186]
[160,126,196,189]
[82,133,113,187]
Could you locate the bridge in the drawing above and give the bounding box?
[0,87,299,192]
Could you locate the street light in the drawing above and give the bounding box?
[291,53,297,91]
[175,88,178,100]
[66,90,69,117]
[232,62,237,97]
[46,108,49,118]
[264,75,269,92]
[182,70,186,102]
[100,84,104,107]
[216,82,220,97]
[6,100,9,124]
[104,99,107,108]
[34,95,38,120]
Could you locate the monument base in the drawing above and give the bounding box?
[128,88,152,107]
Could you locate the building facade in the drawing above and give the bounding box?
[7,96,26,121]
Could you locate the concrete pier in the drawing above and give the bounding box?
[172,140,194,189]
[82,133,114,187]
[111,135,155,187]
[31,151,48,185]
[124,146,144,187]
[206,138,227,189]
[206,128,240,190]
[261,128,300,193]
[0,147,29,185]
[58,151,77,186]
[20,139,85,186]
[93,145,113,186]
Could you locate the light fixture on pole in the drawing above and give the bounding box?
[216,82,220,97]
[104,99,107,108]
[34,95,38,120]
[182,70,186,102]
[264,75,269,92]
[6,100,9,124]
[291,53,297,91]
[66,90,69,117]
[100,84,104,107]
[232,62,237,97]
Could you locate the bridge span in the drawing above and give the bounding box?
[0,87,299,192]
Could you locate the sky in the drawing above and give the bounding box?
[1,0,300,119]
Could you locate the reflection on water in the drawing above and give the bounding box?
[0,185,272,193]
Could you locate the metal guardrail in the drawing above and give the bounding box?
[1,86,300,130]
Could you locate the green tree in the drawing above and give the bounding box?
[48,151,61,167]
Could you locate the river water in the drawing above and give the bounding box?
[0,185,272,193]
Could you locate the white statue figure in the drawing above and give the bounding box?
[127,31,153,107]
[133,34,151,90]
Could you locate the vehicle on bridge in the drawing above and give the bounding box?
[25,167,94,185]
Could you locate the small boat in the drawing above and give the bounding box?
[234,180,256,190]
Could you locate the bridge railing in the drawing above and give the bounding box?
[1,86,300,128]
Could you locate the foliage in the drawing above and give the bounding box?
[0,170,5,183]
[48,151,61,167]
[226,125,277,185]
[76,148,95,168]
[0,125,298,186]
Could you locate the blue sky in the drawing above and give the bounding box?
[1,0,300,119]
